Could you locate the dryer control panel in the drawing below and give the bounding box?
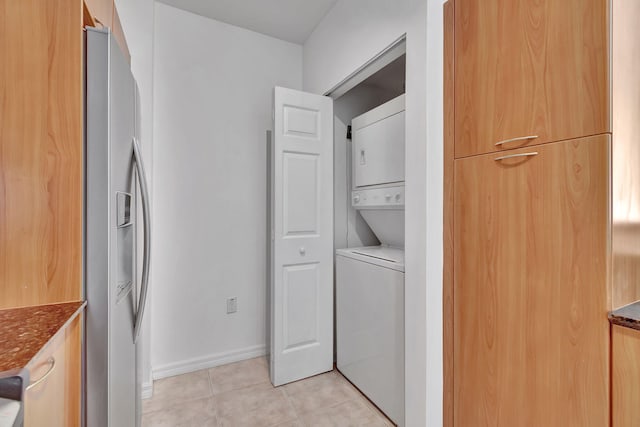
[352,186,404,209]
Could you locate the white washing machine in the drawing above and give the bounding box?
[337,94,405,426]
[336,246,404,426]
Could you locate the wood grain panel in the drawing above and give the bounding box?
[24,313,82,426]
[24,327,66,426]
[84,0,112,28]
[65,314,82,426]
[0,0,83,308]
[455,0,610,158]
[612,0,640,309]
[612,325,640,427]
[442,1,454,426]
[454,135,610,426]
[83,1,97,28]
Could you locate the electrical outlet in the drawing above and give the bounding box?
[226,297,238,314]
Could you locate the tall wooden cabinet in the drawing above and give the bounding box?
[444,0,639,425]
[453,136,610,425]
[0,0,84,309]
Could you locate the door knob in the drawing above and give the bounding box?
[299,247,306,256]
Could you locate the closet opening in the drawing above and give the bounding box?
[331,43,406,426]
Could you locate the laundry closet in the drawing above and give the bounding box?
[269,40,407,426]
[334,53,406,427]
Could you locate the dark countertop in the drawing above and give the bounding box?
[0,301,85,375]
[609,301,640,331]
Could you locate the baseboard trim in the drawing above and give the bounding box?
[141,380,154,399]
[152,344,267,380]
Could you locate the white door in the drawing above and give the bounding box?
[270,86,334,386]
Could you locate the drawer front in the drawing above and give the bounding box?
[24,316,81,427]
[24,333,66,426]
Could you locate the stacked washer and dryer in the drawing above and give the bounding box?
[336,94,405,426]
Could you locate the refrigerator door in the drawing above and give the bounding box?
[86,28,138,427]
[134,84,143,427]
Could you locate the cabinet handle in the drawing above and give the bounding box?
[27,357,56,390]
[495,135,538,146]
[494,152,538,161]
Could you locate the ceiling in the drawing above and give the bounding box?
[158,0,339,44]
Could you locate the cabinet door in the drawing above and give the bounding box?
[453,134,610,426]
[24,316,82,426]
[612,325,640,427]
[1,0,83,309]
[455,0,610,158]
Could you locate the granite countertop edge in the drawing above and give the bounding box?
[0,301,86,375]
[609,301,640,331]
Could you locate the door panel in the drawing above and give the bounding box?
[454,0,610,158]
[108,30,137,427]
[612,325,640,427]
[453,135,610,426]
[24,316,82,427]
[283,263,320,351]
[284,105,320,137]
[85,29,137,427]
[271,87,333,386]
[283,153,319,235]
[0,0,82,309]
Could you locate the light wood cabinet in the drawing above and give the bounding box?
[0,0,130,309]
[453,135,610,426]
[0,0,83,309]
[24,315,82,426]
[454,0,610,158]
[612,325,640,427]
[446,0,640,425]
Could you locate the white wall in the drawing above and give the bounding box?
[151,2,303,377]
[304,1,444,425]
[114,0,155,397]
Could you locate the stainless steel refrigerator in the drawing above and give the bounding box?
[85,27,151,427]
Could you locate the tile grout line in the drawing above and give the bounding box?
[280,384,304,426]
[207,366,224,426]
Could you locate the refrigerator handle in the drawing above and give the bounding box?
[132,137,151,343]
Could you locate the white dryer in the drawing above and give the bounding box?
[336,94,405,426]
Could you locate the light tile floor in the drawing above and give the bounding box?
[142,357,395,427]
